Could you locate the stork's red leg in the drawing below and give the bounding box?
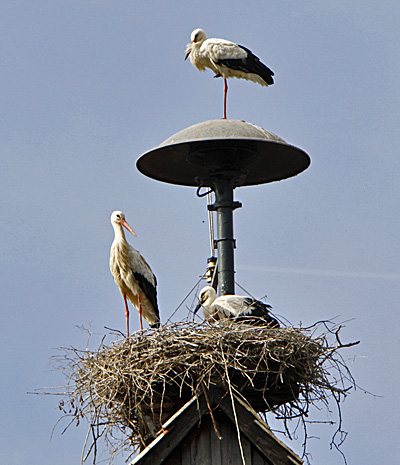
[138,293,143,332]
[123,294,130,337]
[223,78,228,119]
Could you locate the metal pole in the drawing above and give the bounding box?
[209,177,241,296]
[207,192,215,257]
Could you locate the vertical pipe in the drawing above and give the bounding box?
[213,178,235,296]
[207,192,215,257]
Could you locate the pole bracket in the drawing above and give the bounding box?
[208,201,242,211]
[214,238,236,249]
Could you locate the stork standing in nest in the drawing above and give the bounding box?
[110,211,160,335]
[195,286,279,327]
[185,28,274,119]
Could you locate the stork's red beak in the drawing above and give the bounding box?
[184,46,191,60]
[121,219,136,236]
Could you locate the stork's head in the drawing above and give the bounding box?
[194,286,217,314]
[185,28,207,60]
[110,211,136,236]
[191,28,207,44]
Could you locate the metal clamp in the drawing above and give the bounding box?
[214,238,237,249]
[208,200,242,211]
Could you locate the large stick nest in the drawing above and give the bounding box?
[55,321,357,462]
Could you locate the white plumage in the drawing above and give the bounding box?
[110,211,160,335]
[194,286,279,327]
[185,28,274,119]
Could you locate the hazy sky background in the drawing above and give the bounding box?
[1,1,399,464]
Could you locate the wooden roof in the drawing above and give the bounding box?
[130,388,302,465]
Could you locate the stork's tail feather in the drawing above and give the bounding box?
[254,62,274,85]
[150,321,161,329]
[241,298,280,327]
[238,45,274,86]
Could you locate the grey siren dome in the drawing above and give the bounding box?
[137,119,310,187]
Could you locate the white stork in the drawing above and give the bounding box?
[109,211,160,335]
[194,286,279,327]
[185,28,274,119]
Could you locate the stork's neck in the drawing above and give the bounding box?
[204,288,217,307]
[112,222,126,243]
[191,40,204,56]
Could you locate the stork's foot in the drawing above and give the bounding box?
[213,73,222,78]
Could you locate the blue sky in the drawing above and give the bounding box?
[1,1,399,464]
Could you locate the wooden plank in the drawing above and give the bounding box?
[241,432,252,464]
[194,418,214,464]
[130,388,302,465]
[211,389,302,465]
[162,447,181,465]
[180,431,192,464]
[130,395,209,465]
[220,418,239,464]
[210,412,223,464]
[219,410,250,465]
[180,414,217,464]
[252,447,270,465]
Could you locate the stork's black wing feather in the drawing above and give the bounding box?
[235,298,279,327]
[216,45,274,85]
[132,270,160,327]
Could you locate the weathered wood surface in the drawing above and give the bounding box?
[130,388,302,465]
[163,409,273,465]
[212,390,302,465]
[131,395,208,465]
